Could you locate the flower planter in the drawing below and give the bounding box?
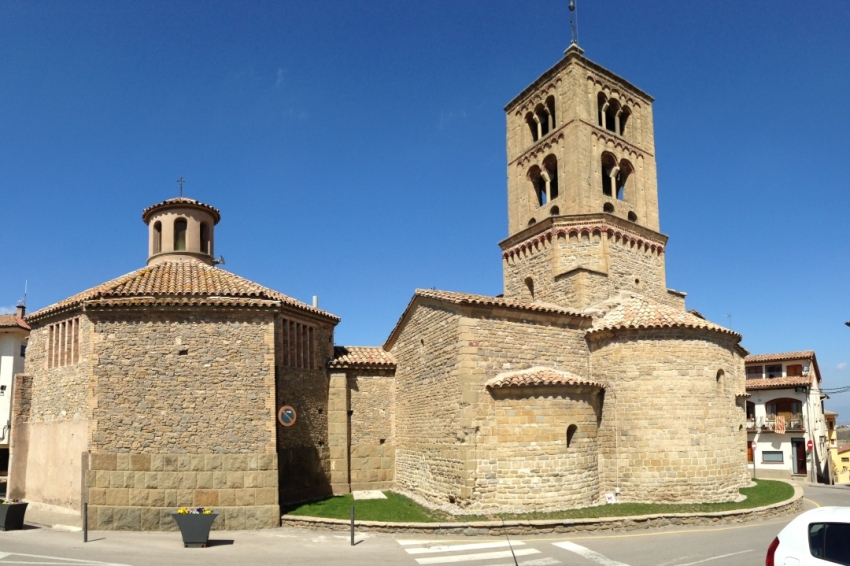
[170,512,220,548]
[0,502,28,531]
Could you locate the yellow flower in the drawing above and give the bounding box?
[177,507,189,514]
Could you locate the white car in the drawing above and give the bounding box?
[768,506,850,565]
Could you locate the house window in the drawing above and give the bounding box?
[47,317,80,368]
[762,451,784,463]
[153,221,162,254]
[281,318,316,370]
[842,457,849,463]
[20,344,26,357]
[746,366,763,379]
[200,222,210,255]
[786,364,803,377]
[765,364,783,378]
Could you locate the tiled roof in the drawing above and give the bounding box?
[745,376,813,390]
[328,346,396,369]
[142,197,221,224]
[0,314,30,331]
[486,367,604,389]
[825,410,838,416]
[837,444,850,454]
[26,261,339,323]
[745,351,815,363]
[415,289,586,317]
[586,293,740,339]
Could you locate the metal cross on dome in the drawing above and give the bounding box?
[177,177,185,197]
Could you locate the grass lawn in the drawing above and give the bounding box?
[284,480,794,523]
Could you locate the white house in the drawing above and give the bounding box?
[745,351,829,482]
[0,305,29,476]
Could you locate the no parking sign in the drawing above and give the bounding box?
[278,405,297,427]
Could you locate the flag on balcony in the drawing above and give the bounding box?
[776,415,786,435]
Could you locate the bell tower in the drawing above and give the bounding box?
[500,45,684,311]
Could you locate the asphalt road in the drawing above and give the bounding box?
[0,483,845,566]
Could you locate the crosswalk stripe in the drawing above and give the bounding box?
[552,541,631,566]
[415,548,540,564]
[405,541,526,554]
[485,559,561,566]
[398,539,449,545]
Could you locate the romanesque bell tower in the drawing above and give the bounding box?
[501,45,684,310]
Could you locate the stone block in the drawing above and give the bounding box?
[129,489,147,506]
[224,455,248,471]
[113,507,140,531]
[159,472,179,490]
[148,489,166,507]
[194,489,219,507]
[258,454,275,471]
[130,454,151,472]
[175,489,194,507]
[219,489,236,506]
[140,508,160,531]
[213,471,228,489]
[163,490,179,508]
[94,505,113,530]
[88,488,106,505]
[150,454,164,471]
[116,454,130,471]
[85,470,97,488]
[234,489,254,506]
[255,487,277,505]
[244,471,261,488]
[196,471,214,489]
[178,472,197,490]
[190,455,205,471]
[104,489,129,506]
[96,470,110,488]
[163,455,178,471]
[224,507,246,530]
[205,454,223,471]
[108,471,125,488]
[226,472,244,488]
[177,455,192,471]
[90,453,117,471]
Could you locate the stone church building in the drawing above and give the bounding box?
[10,45,749,530]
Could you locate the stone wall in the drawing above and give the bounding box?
[348,370,395,490]
[88,308,277,454]
[9,313,92,511]
[85,452,279,530]
[589,327,747,504]
[275,313,336,504]
[391,302,463,503]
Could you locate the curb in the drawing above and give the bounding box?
[282,483,803,536]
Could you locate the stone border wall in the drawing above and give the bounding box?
[281,483,802,536]
[86,453,279,530]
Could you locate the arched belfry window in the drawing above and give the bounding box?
[174,218,187,251]
[535,104,550,138]
[597,93,607,128]
[528,166,546,206]
[153,221,162,254]
[543,155,558,201]
[619,106,631,135]
[200,222,210,255]
[567,424,578,448]
[601,153,618,197]
[616,160,633,201]
[605,100,619,133]
[526,112,538,143]
[545,95,556,130]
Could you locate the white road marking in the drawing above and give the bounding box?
[486,559,561,566]
[553,541,631,566]
[398,539,447,545]
[672,550,753,566]
[0,552,130,565]
[415,548,541,564]
[406,541,526,554]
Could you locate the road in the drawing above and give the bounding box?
[0,484,846,566]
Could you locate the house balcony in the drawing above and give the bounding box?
[749,417,805,433]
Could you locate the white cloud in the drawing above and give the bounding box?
[0,306,15,315]
[838,362,848,371]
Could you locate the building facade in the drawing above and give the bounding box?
[0,306,29,474]
[745,351,830,482]
[10,45,752,529]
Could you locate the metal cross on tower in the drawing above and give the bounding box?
[177,177,185,197]
[569,0,579,46]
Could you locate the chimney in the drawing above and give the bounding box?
[16,303,25,319]
[312,296,319,309]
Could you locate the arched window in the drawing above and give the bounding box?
[619,106,631,135]
[616,160,633,201]
[527,218,537,226]
[765,397,804,430]
[174,219,187,251]
[628,211,637,222]
[528,166,547,206]
[601,153,618,197]
[597,93,607,128]
[545,95,556,130]
[605,99,619,133]
[543,155,558,201]
[603,202,614,213]
[200,222,210,255]
[535,104,550,137]
[716,369,725,387]
[153,221,162,254]
[526,112,538,143]
[524,277,534,300]
[567,424,578,448]
[550,205,559,216]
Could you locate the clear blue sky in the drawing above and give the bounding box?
[2,2,848,418]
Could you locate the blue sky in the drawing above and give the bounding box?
[2,1,848,418]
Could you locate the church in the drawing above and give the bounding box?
[9,45,750,530]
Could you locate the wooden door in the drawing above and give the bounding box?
[793,440,807,475]
[747,441,753,462]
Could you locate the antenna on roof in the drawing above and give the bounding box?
[18,280,27,308]
[569,0,579,47]
[727,313,732,329]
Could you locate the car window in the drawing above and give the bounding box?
[810,523,850,565]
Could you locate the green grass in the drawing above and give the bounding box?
[284,480,794,523]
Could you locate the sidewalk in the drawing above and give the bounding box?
[23,502,83,531]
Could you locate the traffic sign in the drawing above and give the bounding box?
[807,439,813,451]
[751,441,757,451]
[278,405,297,427]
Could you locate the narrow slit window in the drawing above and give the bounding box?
[153,222,162,254]
[173,219,187,251]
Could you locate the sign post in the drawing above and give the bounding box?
[807,439,814,484]
[751,441,757,480]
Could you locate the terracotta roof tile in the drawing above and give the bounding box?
[745,351,815,363]
[586,293,739,339]
[142,197,221,224]
[486,367,604,389]
[329,346,396,369]
[0,314,30,331]
[26,261,339,323]
[837,444,850,454]
[745,376,814,390]
[415,289,587,317]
